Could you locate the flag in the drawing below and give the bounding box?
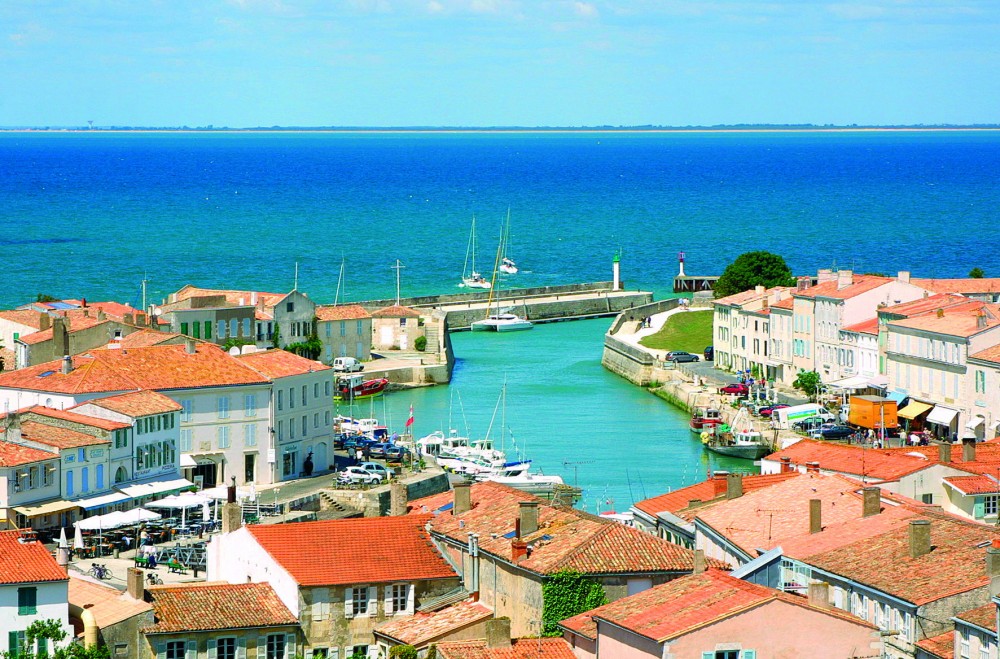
[405,404,414,428]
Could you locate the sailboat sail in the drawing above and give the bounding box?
[461,215,492,289]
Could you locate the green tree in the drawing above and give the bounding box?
[2,619,110,659]
[388,646,418,659]
[414,336,427,352]
[713,251,796,299]
[221,337,255,352]
[793,370,822,400]
[271,323,282,349]
[970,267,986,279]
[35,294,58,303]
[541,570,608,636]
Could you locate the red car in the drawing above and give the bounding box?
[758,404,790,417]
[718,383,750,395]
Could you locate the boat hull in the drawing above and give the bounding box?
[471,317,534,332]
[704,443,772,460]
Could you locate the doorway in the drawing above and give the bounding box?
[192,461,218,487]
[244,454,256,484]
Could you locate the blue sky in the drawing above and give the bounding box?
[1,0,997,127]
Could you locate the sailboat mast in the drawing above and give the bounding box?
[482,221,504,318]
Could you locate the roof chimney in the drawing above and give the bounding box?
[780,456,793,473]
[692,548,706,574]
[809,499,822,534]
[726,472,743,499]
[53,317,69,356]
[61,355,73,375]
[518,501,539,537]
[938,442,952,463]
[185,338,196,354]
[39,314,51,331]
[806,461,820,474]
[511,539,528,563]
[797,277,810,292]
[808,582,831,609]
[817,269,835,283]
[453,481,471,516]
[978,311,989,329]
[126,567,145,600]
[897,271,910,283]
[484,617,511,649]
[963,437,977,462]
[712,471,729,497]
[390,482,408,516]
[837,270,854,290]
[755,285,765,295]
[97,309,107,321]
[862,487,881,517]
[908,519,931,559]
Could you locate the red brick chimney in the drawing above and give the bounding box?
[511,539,528,563]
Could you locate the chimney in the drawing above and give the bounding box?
[484,617,512,649]
[806,461,820,474]
[938,442,952,463]
[908,519,931,559]
[123,313,134,325]
[83,309,90,318]
[222,500,242,534]
[780,456,793,473]
[755,285,765,295]
[453,481,471,516]
[390,482,407,516]
[511,539,528,563]
[136,313,147,326]
[126,567,145,600]
[978,311,989,330]
[56,545,69,574]
[817,269,835,283]
[61,355,73,375]
[796,277,810,292]
[809,499,822,534]
[837,270,854,290]
[39,314,51,331]
[897,270,911,283]
[692,548,706,574]
[97,309,106,321]
[53,317,69,356]
[519,501,539,537]
[185,338,196,354]
[963,437,977,462]
[808,582,831,609]
[862,487,881,517]
[712,471,729,497]
[726,472,743,499]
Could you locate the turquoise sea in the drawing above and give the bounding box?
[4,130,1000,510]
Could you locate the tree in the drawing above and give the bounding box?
[2,619,110,659]
[389,647,418,659]
[970,267,986,279]
[541,570,608,636]
[713,251,796,299]
[271,323,281,349]
[414,336,427,352]
[793,370,821,401]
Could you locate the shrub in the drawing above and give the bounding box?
[414,335,427,352]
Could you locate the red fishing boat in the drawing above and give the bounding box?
[335,375,389,401]
[690,407,724,433]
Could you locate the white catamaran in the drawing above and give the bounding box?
[471,213,533,332]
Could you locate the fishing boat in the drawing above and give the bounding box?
[689,407,724,433]
[460,215,492,289]
[335,375,389,401]
[700,408,774,460]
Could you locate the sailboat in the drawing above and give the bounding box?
[470,218,533,332]
[499,209,518,275]
[460,215,492,289]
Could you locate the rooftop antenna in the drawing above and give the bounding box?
[334,256,346,305]
[391,259,405,306]
[293,261,299,292]
[141,272,150,313]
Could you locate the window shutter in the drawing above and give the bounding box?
[384,586,393,616]
[156,643,166,659]
[406,584,414,614]
[9,632,21,659]
[285,635,296,659]
[701,653,714,659]
[743,651,757,659]
[313,589,328,622]
[344,588,354,619]
[257,637,266,659]
[237,638,246,659]
[187,641,197,659]
[367,587,376,617]
[975,498,986,519]
[208,640,217,659]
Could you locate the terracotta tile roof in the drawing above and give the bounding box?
[842,318,879,335]
[68,572,152,627]
[316,304,372,321]
[24,406,130,431]
[413,482,718,575]
[970,344,1000,364]
[806,509,1000,605]
[778,498,920,559]
[913,278,1000,295]
[73,390,182,417]
[879,293,972,318]
[0,530,68,584]
[371,304,421,318]
[171,286,287,310]
[436,638,576,659]
[915,631,954,659]
[943,475,1000,495]
[376,600,493,645]
[770,298,794,310]
[633,472,801,519]
[560,569,873,642]
[0,440,57,467]
[713,286,792,307]
[888,302,1000,338]
[235,349,331,379]
[794,275,893,300]
[0,354,140,395]
[0,309,44,329]
[143,582,298,633]
[87,343,269,391]
[117,330,185,348]
[955,603,997,632]
[19,420,109,449]
[765,439,935,481]
[247,515,457,587]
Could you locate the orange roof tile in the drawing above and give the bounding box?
[25,406,130,431]
[879,293,971,318]
[371,304,421,318]
[143,582,298,633]
[0,530,68,584]
[413,482,718,575]
[914,631,954,659]
[943,475,1000,495]
[560,569,873,642]
[19,420,109,449]
[376,601,493,645]
[633,472,801,519]
[770,298,794,310]
[765,439,935,481]
[171,286,287,309]
[842,318,879,335]
[794,275,892,300]
[73,390,182,417]
[316,304,372,321]
[236,349,331,379]
[888,302,1000,338]
[436,638,576,659]
[87,343,269,391]
[0,440,57,467]
[955,603,997,632]
[713,286,792,307]
[18,316,109,345]
[0,309,45,329]
[68,572,152,627]
[0,355,140,395]
[247,516,458,587]
[117,330,185,348]
[913,278,1000,295]
[970,344,1000,364]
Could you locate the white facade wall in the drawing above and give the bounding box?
[0,388,127,414]
[0,580,72,654]
[272,371,335,481]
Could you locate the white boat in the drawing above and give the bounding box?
[471,312,533,332]
[500,256,518,275]
[498,209,518,274]
[460,215,492,290]
[485,471,564,495]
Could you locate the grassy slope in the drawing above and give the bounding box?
[638,309,714,353]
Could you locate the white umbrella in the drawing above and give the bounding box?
[58,527,68,548]
[146,493,212,509]
[75,516,110,531]
[73,525,84,550]
[202,501,211,522]
[114,508,161,526]
[200,485,253,501]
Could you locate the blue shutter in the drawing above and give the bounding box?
[743,651,757,659]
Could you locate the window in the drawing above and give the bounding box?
[96,464,104,489]
[242,318,251,337]
[289,388,295,409]
[8,631,26,659]
[311,588,331,622]
[218,320,226,339]
[245,393,256,417]
[314,413,319,429]
[218,426,231,449]
[218,396,230,419]
[325,380,331,397]
[345,586,372,617]
[244,424,257,447]
[976,370,986,394]
[181,399,192,422]
[180,322,189,336]
[325,323,332,338]
[265,633,288,659]
[340,321,346,337]
[165,641,187,659]
[981,638,990,659]
[215,638,236,659]
[385,584,411,615]
[17,587,37,615]
[278,420,284,441]
[66,470,74,497]
[356,320,363,335]
[229,319,238,338]
[302,385,308,405]
[286,302,294,312]
[960,633,971,659]
[277,390,284,411]
[81,466,89,493]
[325,411,331,426]
[302,416,307,436]
[314,382,320,399]
[180,429,192,452]
[986,495,998,517]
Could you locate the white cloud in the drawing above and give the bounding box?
[574,2,598,18]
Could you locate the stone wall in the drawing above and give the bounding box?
[445,291,651,331]
[361,282,618,311]
[320,472,451,517]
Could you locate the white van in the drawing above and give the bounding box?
[333,357,364,373]
[772,403,831,430]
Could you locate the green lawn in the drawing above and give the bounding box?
[639,309,714,353]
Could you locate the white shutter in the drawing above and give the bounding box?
[313,588,328,622]
[285,635,296,659]
[344,588,354,619]
[237,638,246,659]
[366,587,376,617]
[187,641,197,659]
[384,586,393,616]
[257,636,266,659]
[208,640,217,659]
[406,584,414,614]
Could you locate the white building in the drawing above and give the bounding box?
[0,529,73,655]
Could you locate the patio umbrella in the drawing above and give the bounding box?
[202,501,211,522]
[73,524,84,550]
[58,527,68,548]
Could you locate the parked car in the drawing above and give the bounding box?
[704,346,714,361]
[333,357,364,373]
[357,462,391,481]
[337,466,383,485]
[665,351,700,363]
[384,446,411,462]
[812,424,856,440]
[757,404,790,417]
[719,383,750,396]
[368,442,393,459]
[791,412,837,430]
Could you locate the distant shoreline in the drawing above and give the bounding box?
[2,126,1000,135]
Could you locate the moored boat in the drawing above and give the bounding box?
[335,375,389,401]
[690,407,724,433]
[471,312,533,332]
[699,408,773,460]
